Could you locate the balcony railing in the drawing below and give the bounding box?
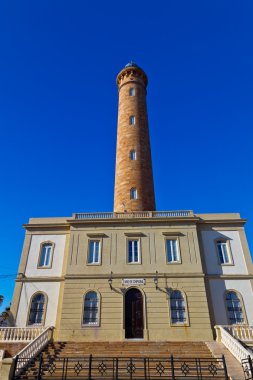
[0,327,46,342]
[74,210,194,220]
[222,325,253,342]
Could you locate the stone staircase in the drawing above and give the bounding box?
[15,341,230,379]
[43,341,214,358]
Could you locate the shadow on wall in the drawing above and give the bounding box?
[201,228,234,276]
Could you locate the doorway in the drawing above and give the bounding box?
[125,288,144,339]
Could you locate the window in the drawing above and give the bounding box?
[130,150,136,160]
[129,115,135,125]
[166,239,180,263]
[216,241,231,264]
[130,187,137,200]
[170,291,186,324]
[226,291,244,324]
[128,240,140,263]
[28,293,46,325]
[83,291,99,325]
[38,243,53,268]
[129,87,135,96]
[88,240,101,264]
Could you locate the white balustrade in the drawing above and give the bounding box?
[222,325,253,342]
[14,326,53,375]
[0,327,45,342]
[215,325,253,362]
[74,210,193,220]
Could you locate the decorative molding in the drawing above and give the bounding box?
[124,232,146,237]
[162,232,184,236]
[86,233,108,238]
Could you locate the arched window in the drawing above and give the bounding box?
[170,290,186,324]
[130,187,137,200]
[83,291,99,326]
[130,150,137,160]
[129,115,135,125]
[28,293,46,325]
[226,291,244,324]
[129,87,135,97]
[38,242,54,268]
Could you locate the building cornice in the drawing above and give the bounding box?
[16,276,65,282]
[206,274,253,279]
[64,273,205,279]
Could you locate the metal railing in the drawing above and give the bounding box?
[215,325,253,363]
[13,355,229,379]
[74,210,194,220]
[0,327,45,342]
[242,356,253,380]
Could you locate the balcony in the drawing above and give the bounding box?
[73,210,194,220]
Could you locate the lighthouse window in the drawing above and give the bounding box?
[129,115,135,125]
[129,87,135,96]
[130,150,136,160]
[130,187,137,200]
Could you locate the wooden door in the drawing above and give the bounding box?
[125,288,144,339]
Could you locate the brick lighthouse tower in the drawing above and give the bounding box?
[114,62,156,212]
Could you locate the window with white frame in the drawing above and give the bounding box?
[216,240,231,264]
[38,243,53,268]
[129,115,135,125]
[128,239,140,263]
[87,240,101,264]
[130,187,137,200]
[129,87,135,96]
[166,239,180,263]
[83,291,99,325]
[130,150,137,160]
[28,293,46,325]
[170,290,186,324]
[226,291,244,324]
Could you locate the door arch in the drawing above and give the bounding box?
[125,288,144,339]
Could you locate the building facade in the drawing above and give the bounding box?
[10,63,253,343]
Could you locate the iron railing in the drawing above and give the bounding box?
[13,354,229,379]
[242,356,253,380]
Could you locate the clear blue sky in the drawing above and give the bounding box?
[0,1,253,312]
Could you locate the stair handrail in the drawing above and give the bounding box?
[215,325,253,363]
[13,326,54,375]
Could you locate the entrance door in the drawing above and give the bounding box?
[125,288,144,339]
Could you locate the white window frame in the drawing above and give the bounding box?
[129,115,135,125]
[27,292,47,326]
[130,187,137,200]
[87,240,101,265]
[38,242,54,269]
[169,290,188,326]
[225,290,246,325]
[216,240,233,265]
[129,87,135,96]
[82,291,100,326]
[127,239,141,264]
[165,239,181,264]
[130,150,137,160]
